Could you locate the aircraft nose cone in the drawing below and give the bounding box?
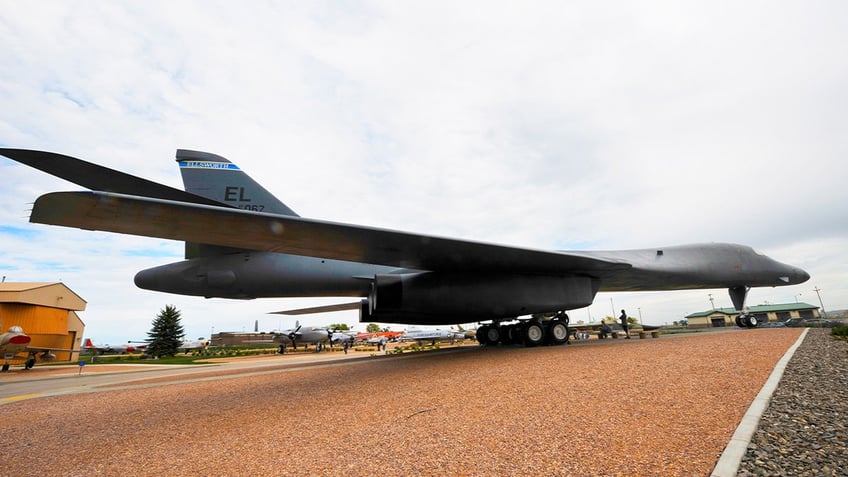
[797,268,810,283]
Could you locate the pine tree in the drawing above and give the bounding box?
[146,305,185,358]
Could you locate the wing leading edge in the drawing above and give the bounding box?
[30,190,631,275]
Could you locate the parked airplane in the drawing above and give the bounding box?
[180,337,210,353]
[1,326,71,371]
[1,149,810,347]
[272,321,336,351]
[401,327,466,345]
[354,330,404,343]
[82,338,145,354]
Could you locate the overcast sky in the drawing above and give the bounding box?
[1,1,846,343]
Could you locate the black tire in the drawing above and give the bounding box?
[476,325,489,345]
[499,325,513,345]
[746,315,759,328]
[484,325,501,345]
[524,322,545,347]
[508,324,523,343]
[735,316,744,327]
[548,319,569,345]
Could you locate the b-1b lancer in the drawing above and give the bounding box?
[0,149,810,347]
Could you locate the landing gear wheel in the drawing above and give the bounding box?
[524,322,545,347]
[735,316,744,328]
[498,325,514,345]
[548,319,569,345]
[476,325,489,345]
[746,315,759,328]
[509,322,525,344]
[474,324,500,346]
[25,357,36,370]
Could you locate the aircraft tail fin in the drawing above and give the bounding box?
[176,150,299,217]
[176,150,299,258]
[82,338,94,348]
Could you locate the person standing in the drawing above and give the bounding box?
[619,309,631,339]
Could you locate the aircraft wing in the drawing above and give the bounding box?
[30,191,631,275]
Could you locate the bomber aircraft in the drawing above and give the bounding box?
[271,322,352,351]
[0,149,810,347]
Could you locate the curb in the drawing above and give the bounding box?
[710,328,809,477]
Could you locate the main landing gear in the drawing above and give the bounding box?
[476,313,571,347]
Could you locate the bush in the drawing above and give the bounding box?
[831,325,848,340]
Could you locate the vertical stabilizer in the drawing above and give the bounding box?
[176,150,298,258]
[176,150,299,217]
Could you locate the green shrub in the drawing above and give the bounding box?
[831,325,848,340]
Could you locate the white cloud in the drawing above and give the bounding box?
[1,1,846,342]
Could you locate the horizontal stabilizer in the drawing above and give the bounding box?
[269,302,361,315]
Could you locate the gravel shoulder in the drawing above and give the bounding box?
[737,328,847,477]
[1,328,807,476]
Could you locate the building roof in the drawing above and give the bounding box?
[686,302,818,318]
[0,282,87,311]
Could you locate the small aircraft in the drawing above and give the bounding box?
[180,337,210,353]
[354,330,404,343]
[401,327,466,345]
[1,148,810,348]
[1,326,71,371]
[82,338,146,354]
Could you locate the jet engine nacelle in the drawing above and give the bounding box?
[365,272,599,325]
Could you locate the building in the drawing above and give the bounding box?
[0,282,86,364]
[211,331,277,347]
[686,302,820,328]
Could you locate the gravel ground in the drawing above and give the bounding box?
[737,328,848,477]
[1,329,804,476]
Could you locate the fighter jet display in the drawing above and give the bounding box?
[0,149,810,347]
[1,326,72,371]
[401,327,466,345]
[180,337,210,353]
[82,338,146,354]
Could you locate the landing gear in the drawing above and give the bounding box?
[476,324,502,346]
[729,286,758,329]
[523,321,545,347]
[477,312,571,348]
[736,313,759,328]
[547,319,569,345]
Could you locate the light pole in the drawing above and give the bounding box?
[637,307,643,324]
[813,286,828,318]
[708,293,715,310]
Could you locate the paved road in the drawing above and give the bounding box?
[0,350,383,404]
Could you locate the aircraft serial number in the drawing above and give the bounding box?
[239,205,265,211]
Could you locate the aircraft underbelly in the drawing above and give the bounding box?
[135,252,397,299]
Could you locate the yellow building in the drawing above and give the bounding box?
[0,282,86,364]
